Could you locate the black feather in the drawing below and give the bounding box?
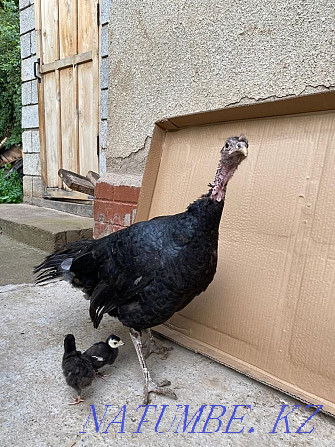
[62,334,94,399]
[83,334,124,371]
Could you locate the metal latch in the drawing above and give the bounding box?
[34,58,42,83]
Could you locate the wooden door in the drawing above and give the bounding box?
[35,0,100,200]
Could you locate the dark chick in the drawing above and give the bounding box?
[62,334,95,405]
[36,136,248,404]
[84,334,124,375]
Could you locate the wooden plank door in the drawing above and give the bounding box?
[35,0,100,200]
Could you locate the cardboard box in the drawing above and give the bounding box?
[136,92,335,416]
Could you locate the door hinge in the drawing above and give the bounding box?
[34,58,42,83]
[97,3,100,26]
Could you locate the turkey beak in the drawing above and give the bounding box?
[236,142,248,158]
[238,145,248,157]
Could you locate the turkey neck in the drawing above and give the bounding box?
[186,157,240,231]
[210,159,239,202]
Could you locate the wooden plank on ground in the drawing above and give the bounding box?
[58,168,95,195]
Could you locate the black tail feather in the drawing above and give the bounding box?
[34,239,96,285]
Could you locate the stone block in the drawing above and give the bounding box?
[31,129,40,151]
[23,175,33,197]
[22,81,32,106]
[99,149,107,175]
[22,104,39,129]
[20,4,35,35]
[100,89,108,120]
[100,57,109,89]
[101,25,109,57]
[19,0,31,10]
[22,130,32,153]
[31,80,38,103]
[30,30,36,55]
[21,56,36,82]
[100,0,112,25]
[32,176,44,198]
[20,32,31,59]
[22,129,40,152]
[23,153,41,176]
[100,120,107,148]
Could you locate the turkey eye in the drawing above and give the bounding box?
[225,143,229,149]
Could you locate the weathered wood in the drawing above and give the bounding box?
[0,137,8,150]
[45,187,93,201]
[59,0,77,59]
[78,61,99,175]
[58,168,95,195]
[60,66,77,174]
[78,0,95,53]
[34,0,47,185]
[0,146,22,164]
[40,51,92,74]
[41,0,59,65]
[35,0,100,199]
[44,73,59,187]
[86,170,100,186]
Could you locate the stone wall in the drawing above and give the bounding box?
[106,0,335,177]
[19,0,43,200]
[98,0,112,176]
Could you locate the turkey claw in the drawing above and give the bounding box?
[143,379,177,405]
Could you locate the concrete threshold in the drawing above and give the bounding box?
[0,203,93,253]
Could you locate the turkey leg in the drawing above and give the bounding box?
[129,328,177,404]
[142,328,173,359]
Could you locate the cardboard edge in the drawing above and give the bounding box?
[135,125,166,223]
[156,91,335,130]
[154,324,335,418]
[137,92,335,225]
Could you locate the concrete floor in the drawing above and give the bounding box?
[0,233,48,286]
[0,236,334,446]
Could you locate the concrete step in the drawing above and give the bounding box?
[0,203,94,253]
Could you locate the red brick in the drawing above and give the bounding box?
[94,182,140,237]
[93,222,112,239]
[94,182,115,200]
[94,222,127,239]
[113,185,140,203]
[94,200,137,226]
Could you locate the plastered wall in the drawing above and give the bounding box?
[106,0,335,178]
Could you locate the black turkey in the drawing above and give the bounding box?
[35,135,248,404]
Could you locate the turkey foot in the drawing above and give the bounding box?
[143,329,173,359]
[144,378,177,405]
[130,328,177,404]
[69,395,84,405]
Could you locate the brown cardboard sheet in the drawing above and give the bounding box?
[136,103,335,416]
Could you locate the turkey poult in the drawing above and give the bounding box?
[83,334,124,376]
[62,334,95,405]
[35,135,248,404]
